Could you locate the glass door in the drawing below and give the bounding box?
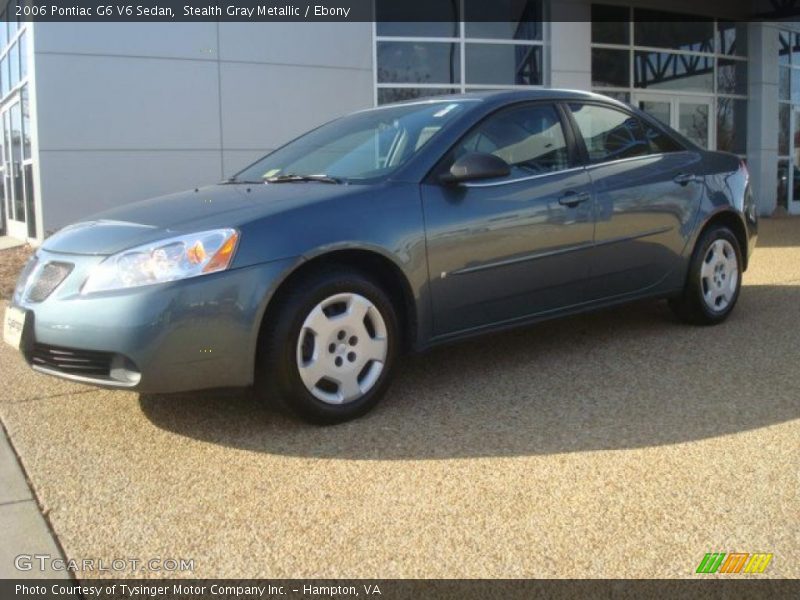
[634,94,713,150]
[676,98,712,150]
[636,95,671,128]
[1,98,26,239]
[791,108,800,215]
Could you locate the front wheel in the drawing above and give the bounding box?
[669,225,742,325]
[256,268,399,424]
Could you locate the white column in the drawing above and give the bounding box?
[549,1,591,91]
[746,22,779,216]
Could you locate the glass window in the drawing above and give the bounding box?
[0,9,7,51]
[455,104,570,175]
[793,33,800,65]
[640,119,682,153]
[9,41,18,88]
[20,84,29,159]
[794,107,800,169]
[10,102,22,220]
[793,69,800,104]
[0,55,7,97]
[591,5,630,45]
[601,91,630,103]
[634,51,713,93]
[779,31,792,65]
[779,104,790,156]
[24,163,34,238]
[634,11,714,52]
[569,103,650,163]
[716,98,747,155]
[377,87,458,105]
[678,102,709,148]
[375,1,459,38]
[717,59,747,96]
[592,48,629,88]
[639,100,670,126]
[717,21,747,57]
[465,43,542,85]
[779,67,791,102]
[233,101,472,182]
[377,42,460,85]
[777,159,789,209]
[18,30,25,80]
[464,0,543,40]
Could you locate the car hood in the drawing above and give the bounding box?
[41,183,359,255]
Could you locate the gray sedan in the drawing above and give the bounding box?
[4,90,757,423]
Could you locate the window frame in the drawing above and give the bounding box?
[374,0,549,106]
[561,100,689,167]
[425,99,582,185]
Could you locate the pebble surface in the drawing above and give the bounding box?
[0,218,797,578]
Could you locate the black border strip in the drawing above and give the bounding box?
[4,0,799,23]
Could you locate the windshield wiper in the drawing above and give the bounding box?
[265,173,343,184]
[222,177,266,184]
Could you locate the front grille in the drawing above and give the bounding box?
[26,262,73,302]
[30,343,112,378]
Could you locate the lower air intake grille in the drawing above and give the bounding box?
[30,344,112,378]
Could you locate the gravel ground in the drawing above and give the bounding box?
[0,218,798,579]
[0,244,32,300]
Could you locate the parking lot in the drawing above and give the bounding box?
[1,218,798,579]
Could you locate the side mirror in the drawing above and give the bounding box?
[439,152,511,185]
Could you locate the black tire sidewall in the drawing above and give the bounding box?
[263,269,399,424]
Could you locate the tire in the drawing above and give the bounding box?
[669,224,743,326]
[255,266,399,424]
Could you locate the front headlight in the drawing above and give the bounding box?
[82,228,239,294]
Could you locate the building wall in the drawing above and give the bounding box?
[31,22,374,234]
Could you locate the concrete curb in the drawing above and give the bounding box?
[0,419,70,579]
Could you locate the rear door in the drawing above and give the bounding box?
[564,102,703,300]
[421,102,594,336]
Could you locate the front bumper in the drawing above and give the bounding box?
[11,249,297,393]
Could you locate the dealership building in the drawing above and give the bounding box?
[0,1,798,242]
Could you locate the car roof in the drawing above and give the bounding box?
[381,88,625,107]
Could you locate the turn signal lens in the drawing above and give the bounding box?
[203,231,239,273]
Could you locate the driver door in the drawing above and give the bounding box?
[421,102,594,336]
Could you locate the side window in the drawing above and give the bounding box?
[639,119,683,154]
[569,103,650,164]
[454,104,571,177]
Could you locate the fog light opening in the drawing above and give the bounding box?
[109,355,142,385]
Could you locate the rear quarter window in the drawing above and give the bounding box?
[568,102,683,164]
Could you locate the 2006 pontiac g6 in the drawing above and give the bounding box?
[4,90,757,423]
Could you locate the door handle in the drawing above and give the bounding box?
[558,191,591,208]
[673,172,698,185]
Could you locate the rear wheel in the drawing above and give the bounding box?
[669,225,742,325]
[256,268,399,424]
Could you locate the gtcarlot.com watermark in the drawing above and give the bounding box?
[15,553,194,573]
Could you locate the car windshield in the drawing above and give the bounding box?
[231,100,472,183]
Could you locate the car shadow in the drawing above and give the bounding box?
[139,284,800,460]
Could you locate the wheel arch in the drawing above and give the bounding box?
[694,209,750,271]
[257,246,418,356]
